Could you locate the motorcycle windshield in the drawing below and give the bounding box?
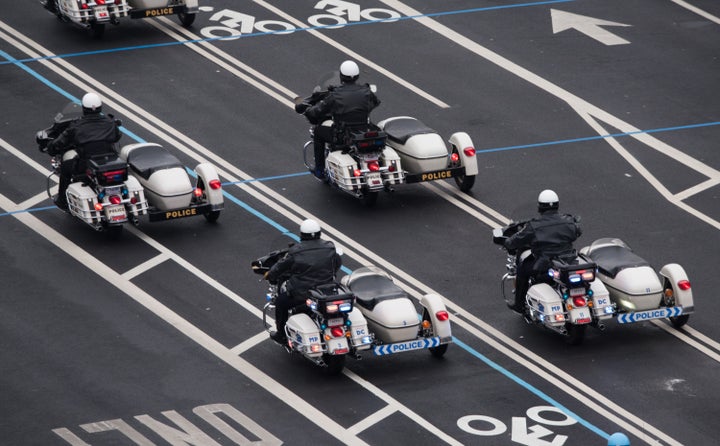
[315,71,341,93]
[55,102,83,124]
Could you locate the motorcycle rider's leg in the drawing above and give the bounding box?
[514,257,534,313]
[272,291,290,343]
[55,159,74,210]
[313,126,333,179]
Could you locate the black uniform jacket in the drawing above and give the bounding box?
[266,239,342,297]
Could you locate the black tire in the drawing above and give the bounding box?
[429,343,448,358]
[451,147,475,192]
[670,314,689,328]
[90,22,105,39]
[204,210,220,223]
[565,324,586,345]
[178,12,196,27]
[322,354,345,375]
[360,191,378,207]
[422,309,448,358]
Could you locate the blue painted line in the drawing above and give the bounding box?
[478,121,720,154]
[0,0,574,66]
[452,337,611,440]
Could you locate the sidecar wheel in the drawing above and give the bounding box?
[669,314,689,328]
[178,12,196,27]
[429,343,448,358]
[565,324,586,346]
[451,147,475,192]
[204,210,220,223]
[322,354,345,375]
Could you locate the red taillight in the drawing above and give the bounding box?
[464,147,476,157]
[572,296,587,307]
[96,0,105,4]
[94,202,103,211]
[388,164,396,172]
[368,161,380,172]
[436,311,449,321]
[678,280,691,291]
[193,188,203,197]
[130,196,138,204]
[209,179,222,190]
[330,327,345,338]
[364,131,378,138]
[81,3,89,9]
[450,153,459,162]
[353,169,362,177]
[109,195,122,205]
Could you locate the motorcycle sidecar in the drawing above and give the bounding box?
[341,266,452,358]
[376,116,478,192]
[580,238,693,328]
[119,143,223,223]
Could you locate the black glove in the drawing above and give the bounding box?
[295,103,309,114]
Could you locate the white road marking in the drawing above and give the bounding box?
[0,191,371,446]
[551,9,631,46]
[121,253,171,280]
[671,0,720,24]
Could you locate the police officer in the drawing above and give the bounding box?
[266,219,342,344]
[504,190,583,312]
[47,92,122,210]
[300,60,381,179]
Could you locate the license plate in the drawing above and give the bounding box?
[366,173,382,186]
[327,317,343,327]
[569,307,592,324]
[327,338,348,354]
[105,205,127,222]
[94,6,109,20]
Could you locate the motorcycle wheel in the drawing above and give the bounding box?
[178,12,196,27]
[322,354,345,375]
[90,22,105,39]
[360,191,378,207]
[451,147,475,192]
[565,324,586,346]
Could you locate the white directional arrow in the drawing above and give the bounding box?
[315,0,362,21]
[511,417,568,446]
[551,9,631,46]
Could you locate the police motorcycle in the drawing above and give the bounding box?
[252,248,374,375]
[579,238,693,328]
[38,102,223,230]
[296,72,478,206]
[42,0,199,38]
[492,222,613,345]
[37,102,149,234]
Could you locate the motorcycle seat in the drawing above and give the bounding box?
[348,275,407,310]
[585,245,650,279]
[382,117,436,145]
[126,144,184,180]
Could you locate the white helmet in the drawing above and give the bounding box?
[538,189,559,212]
[81,92,102,114]
[339,60,360,82]
[300,219,322,240]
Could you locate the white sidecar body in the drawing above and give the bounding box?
[580,238,693,326]
[377,116,478,191]
[120,143,223,222]
[341,266,452,356]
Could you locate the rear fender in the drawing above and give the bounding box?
[420,293,451,338]
[659,263,693,309]
[194,163,223,206]
[449,132,478,176]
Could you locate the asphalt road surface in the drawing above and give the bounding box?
[1,1,719,445]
